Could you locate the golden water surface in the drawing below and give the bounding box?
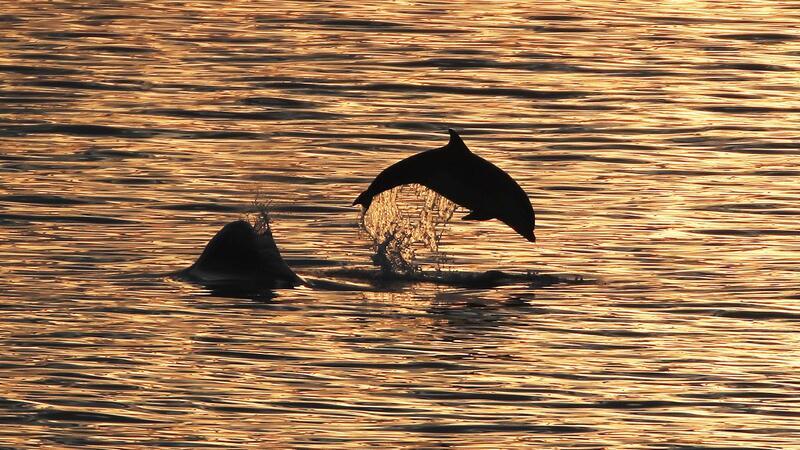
[1,1,800,448]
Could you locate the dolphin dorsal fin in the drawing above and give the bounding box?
[447,128,471,153]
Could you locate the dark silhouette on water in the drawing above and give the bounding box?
[175,132,560,296]
[180,220,303,289]
[177,220,577,296]
[353,129,536,242]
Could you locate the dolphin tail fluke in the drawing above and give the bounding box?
[461,210,494,221]
[353,190,373,210]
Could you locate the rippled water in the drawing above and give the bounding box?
[2,1,800,447]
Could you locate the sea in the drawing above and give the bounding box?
[1,1,799,448]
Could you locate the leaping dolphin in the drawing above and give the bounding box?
[353,129,536,242]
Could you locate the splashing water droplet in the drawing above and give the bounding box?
[245,191,273,234]
[359,185,457,275]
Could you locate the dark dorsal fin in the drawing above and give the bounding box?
[447,128,471,153]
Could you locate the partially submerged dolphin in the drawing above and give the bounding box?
[177,220,579,297]
[180,220,304,289]
[353,129,536,242]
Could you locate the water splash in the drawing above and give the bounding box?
[244,191,273,234]
[359,185,457,275]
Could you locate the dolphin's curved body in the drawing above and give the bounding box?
[353,129,536,242]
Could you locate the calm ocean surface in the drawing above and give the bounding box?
[2,1,800,448]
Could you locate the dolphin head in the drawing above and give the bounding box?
[503,208,536,243]
[522,228,536,243]
[514,222,536,243]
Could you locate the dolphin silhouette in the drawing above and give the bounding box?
[181,220,304,289]
[178,220,569,297]
[353,129,536,242]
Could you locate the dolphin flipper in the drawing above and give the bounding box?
[462,210,494,221]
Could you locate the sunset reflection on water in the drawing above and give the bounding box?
[1,1,799,447]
